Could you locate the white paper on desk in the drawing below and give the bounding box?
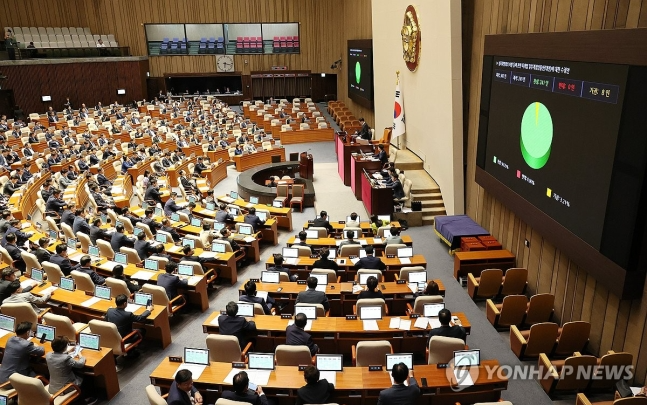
[131,271,155,281]
[287,320,312,330]
[68,252,85,262]
[349,257,360,265]
[20,280,37,290]
[81,297,101,307]
[319,371,337,386]
[167,245,183,253]
[430,318,442,329]
[631,387,643,396]
[125,304,142,313]
[198,252,218,259]
[256,291,268,301]
[358,239,367,245]
[188,276,202,286]
[389,318,401,329]
[210,316,219,326]
[284,258,298,266]
[407,283,419,294]
[399,257,411,265]
[21,222,31,229]
[174,363,207,380]
[454,369,474,386]
[39,286,58,296]
[352,285,363,294]
[201,209,215,216]
[398,319,411,330]
[363,320,379,331]
[101,261,119,270]
[0,329,12,339]
[414,317,430,329]
[243,236,256,243]
[372,238,384,244]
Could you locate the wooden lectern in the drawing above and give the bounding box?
[299,152,313,180]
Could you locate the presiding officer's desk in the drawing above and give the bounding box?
[265,255,427,282]
[238,279,445,316]
[202,313,470,359]
[303,220,402,236]
[150,359,507,405]
[0,332,120,399]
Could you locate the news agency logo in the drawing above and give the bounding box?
[444,358,480,392]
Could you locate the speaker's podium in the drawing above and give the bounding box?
[299,152,313,180]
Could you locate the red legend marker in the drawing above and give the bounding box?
[517,170,521,178]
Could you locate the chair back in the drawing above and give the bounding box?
[554,321,591,356]
[216,399,252,405]
[339,244,361,257]
[45,216,60,232]
[356,269,383,282]
[376,226,392,238]
[43,313,77,340]
[398,266,426,282]
[77,232,91,253]
[105,277,132,297]
[9,374,52,405]
[181,260,204,275]
[97,239,115,260]
[555,354,598,391]
[184,234,204,249]
[411,295,444,314]
[276,184,289,198]
[311,269,337,284]
[106,209,119,225]
[525,293,555,325]
[61,223,75,239]
[293,245,312,257]
[88,319,125,355]
[309,227,327,238]
[475,269,503,298]
[145,385,167,405]
[355,298,387,316]
[120,246,142,264]
[117,216,135,233]
[591,351,634,389]
[498,295,529,327]
[0,246,12,266]
[0,303,38,330]
[21,251,42,272]
[525,322,560,357]
[142,284,172,314]
[275,344,312,366]
[137,223,154,240]
[355,340,392,367]
[295,303,326,317]
[427,336,466,364]
[71,269,95,292]
[42,261,64,285]
[206,334,243,363]
[500,267,528,296]
[292,184,304,197]
[384,243,407,256]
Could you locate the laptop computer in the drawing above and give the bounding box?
[408,271,427,284]
[386,353,414,371]
[358,272,381,285]
[211,243,226,253]
[154,207,163,217]
[66,238,77,254]
[309,273,328,287]
[205,202,216,211]
[170,213,181,222]
[295,305,317,320]
[0,314,15,333]
[315,354,343,372]
[30,268,44,283]
[178,264,194,276]
[423,303,445,318]
[236,302,254,317]
[59,277,75,291]
[305,230,319,239]
[133,227,143,236]
[79,332,101,350]
[94,285,111,300]
[213,222,225,232]
[272,200,283,208]
[114,252,128,265]
[359,305,383,320]
[134,292,153,306]
[261,271,280,283]
[48,230,58,240]
[248,353,275,370]
[155,234,168,243]
[88,245,100,258]
[453,349,480,367]
[257,211,268,222]
[184,347,210,365]
[238,224,253,235]
[144,259,158,271]
[282,247,299,265]
[190,218,202,227]
[397,247,413,258]
[36,324,55,342]
[249,196,259,205]
[181,238,195,249]
[228,206,240,216]
[377,215,391,223]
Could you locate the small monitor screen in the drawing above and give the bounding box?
[295,305,317,320]
[408,271,426,284]
[386,353,414,371]
[230,191,238,199]
[236,302,254,317]
[101,214,108,224]
[142,202,149,210]
[188,196,196,203]
[134,292,152,306]
[178,264,193,276]
[248,353,275,370]
[305,230,319,239]
[117,89,126,95]
[170,213,180,222]
[36,324,55,341]
[79,333,100,350]
[95,285,111,300]
[249,196,259,204]
[42,95,51,102]
[211,243,226,253]
[257,211,268,222]
[359,272,380,285]
[0,394,7,405]
[115,221,123,229]
[182,238,195,249]
[346,215,360,223]
[424,303,446,318]
[59,277,74,291]
[282,247,298,258]
[228,207,239,216]
[184,347,210,365]
[239,225,253,235]
[454,349,480,367]
[261,271,280,283]
[154,207,163,217]
[191,218,202,227]
[67,238,77,249]
[144,259,158,271]
[30,269,43,282]
[155,234,167,243]
[377,215,391,223]
[0,315,15,332]
[206,202,216,211]
[309,273,328,286]
[133,228,143,236]
[114,252,127,265]
[48,230,57,239]
[397,247,413,258]
[359,305,382,320]
[344,230,359,239]
[88,245,100,257]
[213,222,225,231]
[272,200,283,208]
[316,354,343,372]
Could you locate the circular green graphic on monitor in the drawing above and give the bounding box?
[355,61,361,84]
[520,102,553,169]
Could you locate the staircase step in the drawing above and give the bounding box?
[421,200,445,208]
[411,192,442,200]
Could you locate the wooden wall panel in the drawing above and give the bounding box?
[465,0,647,384]
[0,60,148,115]
[0,0,88,31]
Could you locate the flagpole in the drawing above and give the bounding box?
[395,71,404,151]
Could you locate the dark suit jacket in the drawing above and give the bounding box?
[111,232,134,253]
[60,210,75,228]
[142,217,161,234]
[217,315,257,348]
[72,217,90,235]
[239,294,272,315]
[358,122,371,140]
[90,225,110,245]
[134,239,154,260]
[392,179,405,199]
[144,186,162,205]
[296,379,335,405]
[427,325,467,344]
[156,272,188,299]
[377,378,420,405]
[164,199,182,216]
[77,266,105,285]
[354,255,386,271]
[312,258,339,271]
[295,289,330,311]
[243,214,264,232]
[104,307,150,337]
[34,247,51,264]
[167,381,198,405]
[49,254,75,276]
[161,225,181,242]
[358,289,385,300]
[286,324,318,355]
[221,390,268,405]
[312,218,333,233]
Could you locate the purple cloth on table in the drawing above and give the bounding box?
[434,215,489,249]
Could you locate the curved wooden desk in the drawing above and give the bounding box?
[233,148,286,172]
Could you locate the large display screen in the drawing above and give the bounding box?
[481,56,628,250]
[347,39,374,109]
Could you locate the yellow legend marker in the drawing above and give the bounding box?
[546,188,552,197]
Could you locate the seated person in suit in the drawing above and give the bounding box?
[267,254,297,282]
[239,280,275,315]
[141,209,161,235]
[76,255,105,285]
[72,209,90,235]
[427,308,466,344]
[221,371,268,405]
[354,245,386,271]
[48,244,77,276]
[167,369,203,405]
[134,232,156,260]
[144,179,163,206]
[377,362,420,405]
[157,261,188,299]
[311,247,338,271]
[110,224,135,253]
[45,189,67,214]
[296,366,335,405]
[358,276,385,300]
[104,293,152,343]
[389,172,405,200]
[292,230,314,254]
[286,313,318,356]
[45,336,91,401]
[33,237,52,264]
[4,233,26,273]
[89,217,110,245]
[339,230,361,248]
[243,207,264,233]
[180,245,219,275]
[3,279,51,312]
[160,218,181,242]
[312,211,333,234]
[0,321,44,383]
[356,117,372,141]
[112,265,139,293]
[385,226,404,245]
[346,212,360,228]
[374,143,389,165]
[216,203,234,223]
[218,301,258,349]
[295,276,330,312]
[414,280,440,300]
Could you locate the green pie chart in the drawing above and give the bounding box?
[520,102,553,169]
[355,61,361,84]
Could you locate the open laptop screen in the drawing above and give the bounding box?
[309,273,328,286]
[0,315,15,332]
[359,305,382,320]
[316,354,343,371]
[248,353,275,370]
[295,305,318,320]
[261,271,280,283]
[184,347,210,365]
[397,247,413,258]
[144,259,158,271]
[236,302,254,317]
[423,303,445,318]
[358,272,381,285]
[59,277,75,291]
[134,292,153,306]
[386,353,414,371]
[282,247,298,258]
[95,285,111,300]
[79,332,100,350]
[408,271,427,284]
[305,230,319,239]
[454,349,480,367]
[36,324,55,341]
[114,252,127,265]
[178,264,194,276]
